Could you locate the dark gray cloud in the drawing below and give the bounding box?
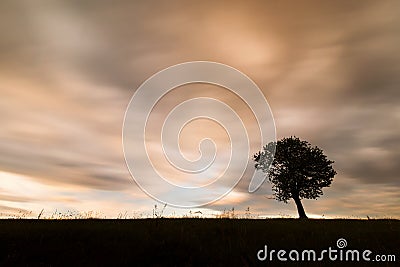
[0,0,399,217]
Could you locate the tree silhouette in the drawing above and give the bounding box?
[254,136,336,219]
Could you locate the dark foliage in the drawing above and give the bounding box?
[254,136,336,218]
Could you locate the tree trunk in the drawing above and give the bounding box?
[293,196,308,219]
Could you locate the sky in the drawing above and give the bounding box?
[0,0,399,218]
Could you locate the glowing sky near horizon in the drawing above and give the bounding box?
[0,0,399,218]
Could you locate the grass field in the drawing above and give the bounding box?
[0,219,399,266]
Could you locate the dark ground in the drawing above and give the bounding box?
[0,219,399,266]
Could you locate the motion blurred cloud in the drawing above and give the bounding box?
[0,0,399,217]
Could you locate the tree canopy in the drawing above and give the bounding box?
[254,136,336,218]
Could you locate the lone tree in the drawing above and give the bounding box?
[254,136,336,219]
